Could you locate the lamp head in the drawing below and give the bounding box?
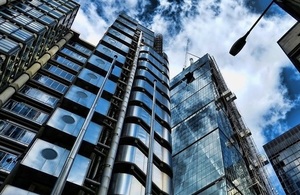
[229,34,248,56]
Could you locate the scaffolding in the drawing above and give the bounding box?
[209,55,275,195]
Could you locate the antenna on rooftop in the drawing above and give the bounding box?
[183,38,190,70]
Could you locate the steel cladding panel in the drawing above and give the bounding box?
[116,145,172,194]
[64,85,96,108]
[46,108,102,145]
[108,28,132,45]
[95,98,110,116]
[102,35,130,54]
[109,173,145,195]
[78,68,104,86]
[21,139,90,185]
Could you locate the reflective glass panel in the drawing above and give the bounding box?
[43,63,75,82]
[0,150,18,173]
[61,48,87,63]
[3,100,49,124]
[33,73,68,94]
[19,85,59,107]
[0,120,35,145]
[54,55,81,72]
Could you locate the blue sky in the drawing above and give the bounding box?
[72,0,298,194]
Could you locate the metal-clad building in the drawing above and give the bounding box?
[170,54,273,195]
[264,124,300,195]
[278,22,300,73]
[0,1,172,195]
[274,0,300,22]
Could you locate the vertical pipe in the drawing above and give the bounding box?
[51,56,117,195]
[145,80,157,195]
[97,32,143,195]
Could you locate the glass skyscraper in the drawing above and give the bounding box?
[264,124,300,195]
[0,1,172,195]
[170,54,273,195]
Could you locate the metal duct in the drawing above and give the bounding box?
[145,80,157,195]
[97,32,143,195]
[51,55,117,195]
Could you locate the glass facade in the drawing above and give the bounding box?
[171,54,272,195]
[264,124,300,195]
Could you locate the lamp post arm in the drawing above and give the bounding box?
[229,0,274,56]
[246,0,274,35]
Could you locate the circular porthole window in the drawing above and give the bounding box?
[76,91,88,98]
[62,115,75,124]
[87,73,97,79]
[41,148,58,160]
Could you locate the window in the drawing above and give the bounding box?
[72,43,92,56]
[43,63,75,82]
[0,150,18,173]
[28,9,43,18]
[3,100,49,124]
[60,48,87,63]
[0,120,35,145]
[53,55,81,72]
[19,85,59,107]
[33,73,68,94]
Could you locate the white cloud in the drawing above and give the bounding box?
[72,1,108,45]
[151,0,296,152]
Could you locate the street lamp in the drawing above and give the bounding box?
[229,0,274,56]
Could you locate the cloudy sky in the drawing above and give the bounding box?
[72,0,298,193]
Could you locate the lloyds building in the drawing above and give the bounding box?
[0,0,172,195]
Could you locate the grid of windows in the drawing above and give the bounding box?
[172,130,224,195]
[32,73,68,94]
[170,69,211,107]
[53,55,81,72]
[43,63,75,82]
[66,42,92,56]
[220,131,253,194]
[171,83,215,127]
[19,85,59,108]
[73,43,92,55]
[266,137,300,194]
[0,120,35,146]
[172,103,218,155]
[61,47,87,63]
[3,100,49,124]
[122,123,171,165]
[264,125,300,194]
